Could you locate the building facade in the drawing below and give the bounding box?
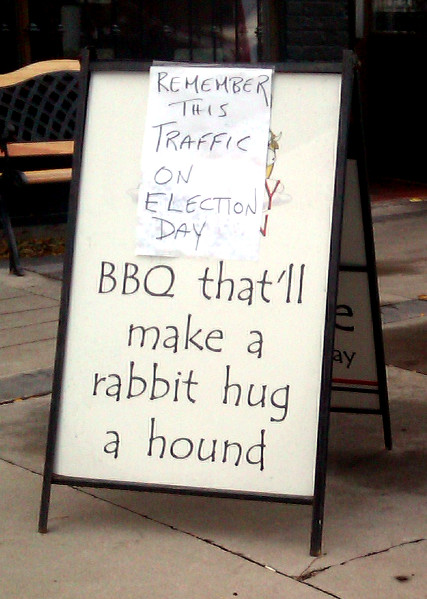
[1,0,425,181]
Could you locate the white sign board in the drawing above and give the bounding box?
[52,68,342,499]
[137,65,273,260]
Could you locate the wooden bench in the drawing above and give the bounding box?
[0,59,80,275]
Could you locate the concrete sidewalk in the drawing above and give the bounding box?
[0,197,426,598]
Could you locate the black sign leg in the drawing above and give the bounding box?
[310,516,324,557]
[380,390,392,450]
[310,374,333,556]
[369,270,392,450]
[310,474,327,556]
[38,470,52,533]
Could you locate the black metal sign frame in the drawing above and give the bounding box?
[38,51,371,557]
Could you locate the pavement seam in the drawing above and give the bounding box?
[0,390,52,405]
[0,303,58,316]
[298,538,426,581]
[0,292,28,300]
[372,204,427,223]
[0,455,43,477]
[0,317,58,333]
[0,335,57,350]
[22,268,63,282]
[18,286,62,301]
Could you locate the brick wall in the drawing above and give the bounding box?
[286,1,350,61]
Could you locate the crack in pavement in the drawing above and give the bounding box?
[0,369,53,403]
[298,538,426,581]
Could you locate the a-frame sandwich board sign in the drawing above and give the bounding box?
[39,51,374,556]
[330,71,392,451]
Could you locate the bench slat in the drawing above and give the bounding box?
[2,141,74,158]
[24,168,73,184]
[0,60,80,87]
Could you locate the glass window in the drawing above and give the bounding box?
[6,0,286,69]
[80,0,285,62]
[373,0,427,32]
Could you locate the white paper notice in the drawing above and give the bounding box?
[137,65,273,260]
